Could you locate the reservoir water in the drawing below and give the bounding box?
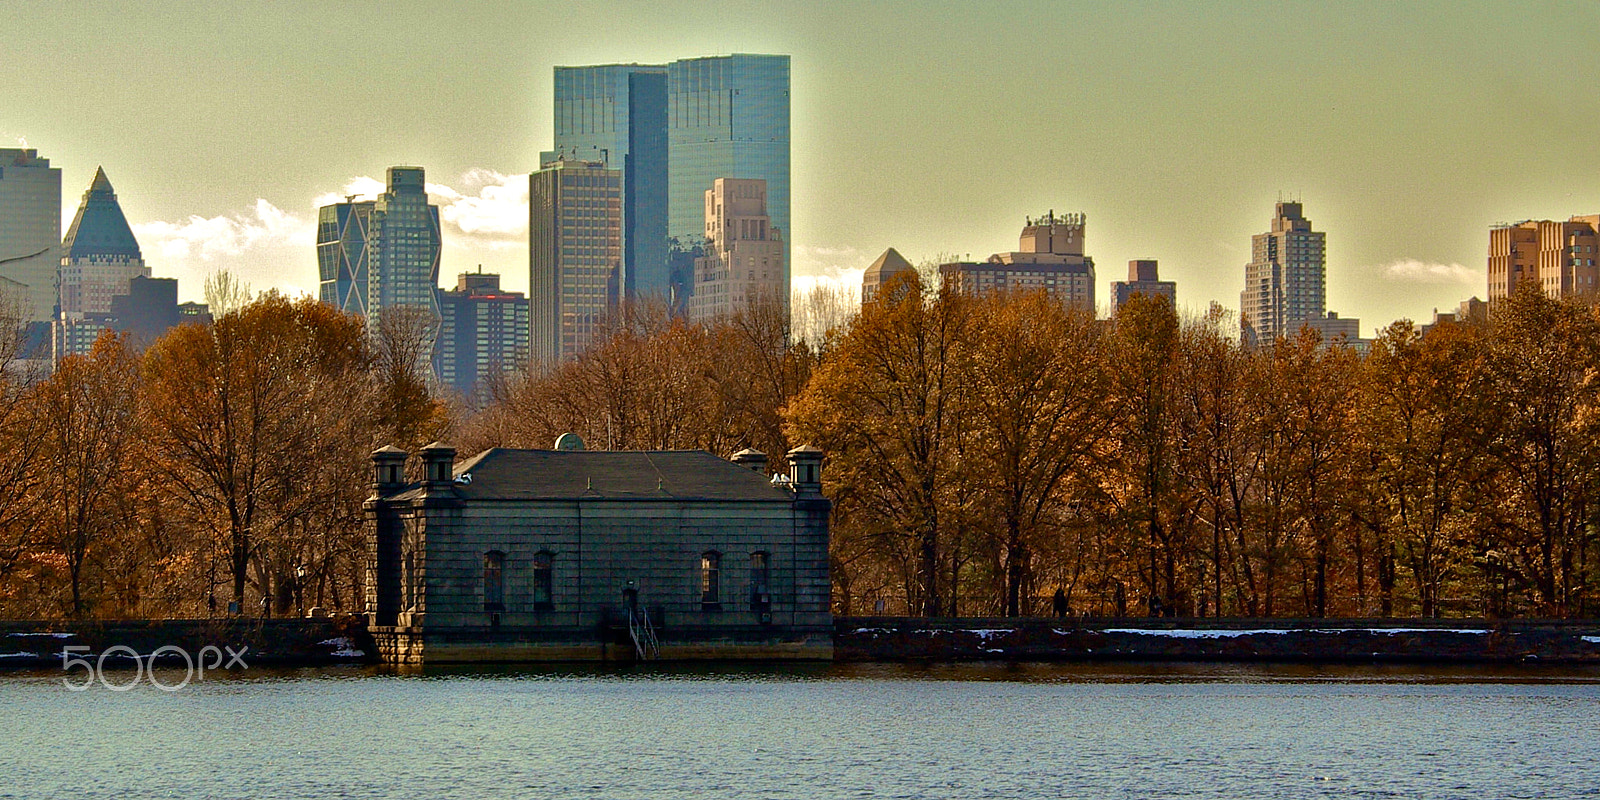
[3,662,1598,799]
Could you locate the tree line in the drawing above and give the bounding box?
[3,275,1599,620]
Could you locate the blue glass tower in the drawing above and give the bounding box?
[552,65,670,300]
[549,54,790,303]
[666,54,790,287]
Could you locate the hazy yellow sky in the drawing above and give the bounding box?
[6,0,1599,330]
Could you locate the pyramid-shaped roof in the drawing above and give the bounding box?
[863,247,914,279]
[62,167,142,261]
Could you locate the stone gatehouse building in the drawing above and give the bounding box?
[364,438,831,663]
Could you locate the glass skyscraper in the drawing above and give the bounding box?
[551,65,669,300]
[667,54,791,288]
[548,54,790,304]
[317,166,442,320]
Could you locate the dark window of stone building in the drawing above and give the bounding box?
[403,551,416,610]
[750,551,771,611]
[532,551,554,610]
[483,551,505,611]
[700,552,721,609]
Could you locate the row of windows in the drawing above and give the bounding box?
[481,550,772,613]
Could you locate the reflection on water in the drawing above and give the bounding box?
[4,662,1599,799]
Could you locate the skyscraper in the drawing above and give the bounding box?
[1240,201,1326,343]
[529,158,623,363]
[667,54,791,287]
[435,270,528,407]
[317,166,442,320]
[689,178,785,322]
[58,168,149,319]
[551,65,669,299]
[547,54,790,305]
[0,148,61,324]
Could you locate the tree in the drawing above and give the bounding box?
[787,272,975,616]
[371,304,450,451]
[27,332,142,616]
[143,293,370,612]
[968,291,1111,616]
[203,269,253,318]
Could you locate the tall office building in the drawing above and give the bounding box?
[435,271,528,407]
[1110,259,1177,315]
[547,54,790,306]
[1487,215,1600,301]
[667,54,791,286]
[58,168,149,319]
[551,65,669,299]
[938,212,1095,309]
[689,178,785,322]
[0,148,62,324]
[317,166,442,320]
[529,158,623,363]
[1240,202,1326,343]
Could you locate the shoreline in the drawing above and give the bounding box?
[4,616,1600,669]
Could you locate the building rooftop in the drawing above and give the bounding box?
[395,448,794,503]
[62,167,141,261]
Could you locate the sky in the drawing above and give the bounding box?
[6,0,1600,332]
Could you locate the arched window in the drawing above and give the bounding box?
[749,551,771,611]
[483,551,505,612]
[532,551,554,610]
[700,552,721,609]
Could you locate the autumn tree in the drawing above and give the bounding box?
[787,272,976,616]
[967,291,1111,616]
[28,332,143,616]
[142,293,370,613]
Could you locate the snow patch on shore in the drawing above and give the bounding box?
[966,629,1015,642]
[318,637,366,658]
[1101,628,1490,639]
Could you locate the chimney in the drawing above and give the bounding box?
[421,441,456,487]
[731,448,768,473]
[786,444,824,494]
[372,445,407,492]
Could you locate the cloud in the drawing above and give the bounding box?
[428,169,528,238]
[133,199,314,263]
[311,176,386,208]
[1381,259,1477,285]
[311,170,531,246]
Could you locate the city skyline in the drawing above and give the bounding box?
[5,2,1599,331]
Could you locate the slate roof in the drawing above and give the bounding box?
[62,167,142,261]
[397,448,792,503]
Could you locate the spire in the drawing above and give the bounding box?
[89,166,113,194]
[62,167,142,261]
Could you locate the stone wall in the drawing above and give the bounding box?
[836,617,1600,664]
[0,617,375,670]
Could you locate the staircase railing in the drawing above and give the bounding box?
[627,605,660,660]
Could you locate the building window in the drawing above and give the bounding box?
[750,551,771,611]
[533,551,554,610]
[483,551,505,611]
[700,552,721,609]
